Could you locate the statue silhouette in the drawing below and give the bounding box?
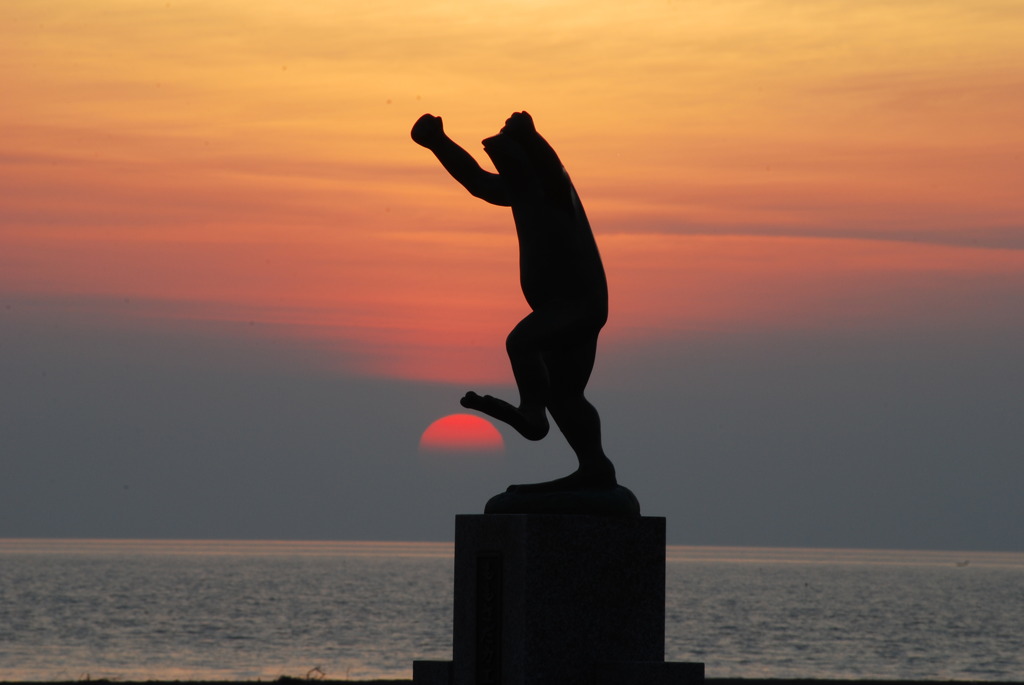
[412,111,620,496]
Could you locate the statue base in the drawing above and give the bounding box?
[413,514,704,685]
[485,484,641,516]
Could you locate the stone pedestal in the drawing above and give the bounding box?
[414,514,704,685]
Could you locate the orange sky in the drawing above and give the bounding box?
[3,0,1023,383]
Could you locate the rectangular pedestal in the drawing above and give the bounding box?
[455,514,667,685]
[415,513,703,685]
[593,660,705,685]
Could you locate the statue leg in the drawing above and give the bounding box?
[460,313,551,440]
[509,337,617,492]
[540,339,610,489]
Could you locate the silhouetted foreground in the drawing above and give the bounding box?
[5,678,1022,685]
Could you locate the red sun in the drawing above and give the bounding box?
[419,414,505,454]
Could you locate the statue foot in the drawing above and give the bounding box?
[507,465,617,494]
[485,482,640,517]
[460,391,549,441]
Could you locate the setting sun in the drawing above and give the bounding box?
[418,414,505,454]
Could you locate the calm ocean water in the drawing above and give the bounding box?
[1,539,1022,682]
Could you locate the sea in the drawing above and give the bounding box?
[1,540,1022,682]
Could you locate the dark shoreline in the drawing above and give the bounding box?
[4,675,1019,679]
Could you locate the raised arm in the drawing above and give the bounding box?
[411,114,510,207]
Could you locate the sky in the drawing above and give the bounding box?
[2,0,1022,550]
